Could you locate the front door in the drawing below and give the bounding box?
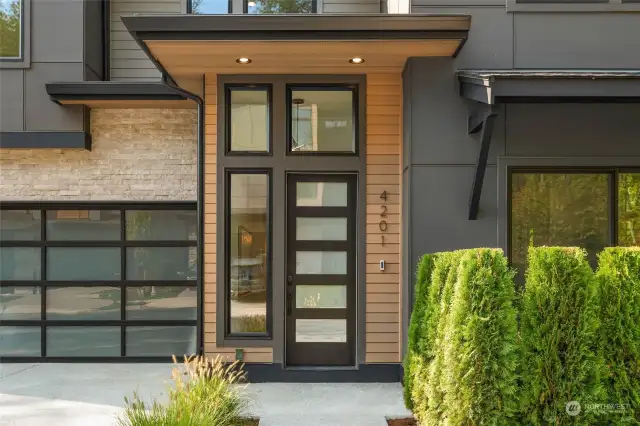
[285,174,357,366]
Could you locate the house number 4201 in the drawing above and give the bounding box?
[380,190,388,246]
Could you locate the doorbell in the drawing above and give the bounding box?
[379,260,385,271]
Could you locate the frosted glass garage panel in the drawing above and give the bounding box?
[296,218,347,241]
[296,285,347,309]
[296,251,347,275]
[296,319,347,342]
[296,182,347,207]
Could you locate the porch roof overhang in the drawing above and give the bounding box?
[45,81,196,109]
[121,14,471,80]
[458,70,640,104]
[458,70,640,221]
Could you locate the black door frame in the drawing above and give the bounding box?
[285,173,357,367]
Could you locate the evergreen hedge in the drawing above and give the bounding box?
[596,247,640,423]
[440,249,519,425]
[417,250,468,425]
[404,253,437,409]
[519,247,603,425]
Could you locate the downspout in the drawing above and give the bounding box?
[161,74,206,357]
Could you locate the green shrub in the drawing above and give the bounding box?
[596,247,640,423]
[117,355,249,426]
[440,248,519,425]
[413,250,467,425]
[404,253,438,409]
[519,247,603,425]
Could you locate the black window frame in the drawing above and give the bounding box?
[187,0,233,14]
[0,0,30,68]
[243,0,318,13]
[225,84,274,156]
[224,169,273,340]
[507,167,640,268]
[286,84,359,157]
[0,202,198,362]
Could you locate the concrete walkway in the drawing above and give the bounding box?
[0,364,410,426]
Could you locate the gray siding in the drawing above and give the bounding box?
[403,56,640,296]
[412,3,640,69]
[110,0,185,81]
[0,0,86,132]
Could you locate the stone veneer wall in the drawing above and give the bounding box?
[0,109,197,201]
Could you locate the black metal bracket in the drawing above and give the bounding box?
[468,104,499,220]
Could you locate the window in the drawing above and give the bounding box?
[618,173,640,246]
[246,0,316,13]
[509,169,640,278]
[0,0,21,59]
[0,204,197,359]
[288,87,356,153]
[227,86,271,153]
[226,172,270,336]
[189,0,230,13]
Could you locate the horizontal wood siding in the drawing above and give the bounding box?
[365,73,402,364]
[203,74,273,363]
[110,0,184,81]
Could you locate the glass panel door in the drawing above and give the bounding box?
[285,174,356,366]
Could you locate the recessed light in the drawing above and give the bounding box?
[248,1,256,6]
[349,57,364,64]
[236,57,252,64]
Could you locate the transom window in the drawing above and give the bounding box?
[288,87,356,154]
[0,203,197,360]
[509,169,640,277]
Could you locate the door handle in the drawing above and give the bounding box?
[286,276,293,316]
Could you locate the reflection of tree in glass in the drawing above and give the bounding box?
[511,173,610,276]
[0,0,20,58]
[618,173,640,247]
[250,0,313,14]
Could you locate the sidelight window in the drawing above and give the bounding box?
[226,171,271,336]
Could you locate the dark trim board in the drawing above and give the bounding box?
[45,82,189,103]
[458,70,640,104]
[122,14,471,40]
[0,132,91,150]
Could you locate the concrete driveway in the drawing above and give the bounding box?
[0,363,410,426]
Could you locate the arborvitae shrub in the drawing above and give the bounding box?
[415,250,467,425]
[596,247,640,423]
[439,248,519,425]
[404,253,437,409]
[519,247,603,425]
